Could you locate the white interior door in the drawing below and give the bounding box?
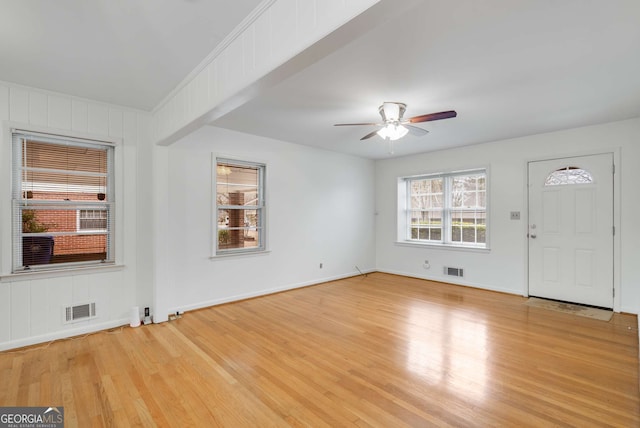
[528,153,613,308]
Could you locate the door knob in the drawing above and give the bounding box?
[530,234,537,239]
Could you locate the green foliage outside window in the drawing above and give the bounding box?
[22,210,49,233]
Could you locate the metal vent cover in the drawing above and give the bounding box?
[64,302,97,323]
[444,267,464,277]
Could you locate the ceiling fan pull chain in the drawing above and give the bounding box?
[388,140,395,155]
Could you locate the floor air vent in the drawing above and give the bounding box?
[64,302,97,323]
[444,267,464,277]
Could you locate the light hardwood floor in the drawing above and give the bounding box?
[1,273,638,427]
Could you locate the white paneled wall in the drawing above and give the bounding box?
[152,0,380,145]
[0,81,150,350]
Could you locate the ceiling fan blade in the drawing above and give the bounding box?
[407,110,457,124]
[334,122,380,127]
[360,129,381,140]
[405,124,429,137]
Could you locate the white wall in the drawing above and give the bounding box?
[160,126,376,313]
[375,118,640,314]
[0,81,151,350]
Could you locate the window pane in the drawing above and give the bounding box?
[47,235,107,263]
[478,191,486,208]
[545,166,593,186]
[452,175,484,208]
[409,210,442,242]
[449,174,486,244]
[21,207,107,267]
[463,192,477,208]
[476,213,486,243]
[410,178,443,210]
[431,227,442,240]
[410,227,442,241]
[218,209,260,229]
[217,209,261,250]
[410,210,442,226]
[451,210,463,242]
[478,176,486,190]
[217,163,259,206]
[451,210,486,244]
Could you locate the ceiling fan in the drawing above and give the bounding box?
[334,102,457,141]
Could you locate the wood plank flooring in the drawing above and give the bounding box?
[1,273,638,427]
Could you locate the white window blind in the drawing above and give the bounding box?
[12,131,115,272]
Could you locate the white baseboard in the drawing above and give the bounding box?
[376,268,523,296]
[166,269,374,317]
[0,318,129,352]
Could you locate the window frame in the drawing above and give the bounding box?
[398,168,488,249]
[10,129,116,273]
[213,156,266,257]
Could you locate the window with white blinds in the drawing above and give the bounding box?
[12,131,115,272]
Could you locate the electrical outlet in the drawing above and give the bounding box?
[143,307,151,325]
[510,211,521,220]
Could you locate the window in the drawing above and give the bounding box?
[401,169,487,248]
[544,166,593,186]
[215,158,265,255]
[78,209,108,231]
[12,131,114,272]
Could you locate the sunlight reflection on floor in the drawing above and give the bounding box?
[406,304,488,402]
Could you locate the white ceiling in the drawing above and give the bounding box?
[1,1,639,159]
[0,0,262,110]
[212,0,640,159]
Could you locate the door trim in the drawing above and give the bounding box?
[524,148,621,312]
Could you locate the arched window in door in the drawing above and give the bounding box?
[544,166,593,186]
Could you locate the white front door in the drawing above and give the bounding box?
[528,153,614,308]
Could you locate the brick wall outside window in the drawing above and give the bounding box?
[26,191,106,256]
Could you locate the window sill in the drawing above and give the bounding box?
[1,263,125,283]
[395,241,491,253]
[210,249,271,260]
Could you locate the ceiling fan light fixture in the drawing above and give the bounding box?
[334,102,456,142]
[377,123,408,141]
[379,102,406,122]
